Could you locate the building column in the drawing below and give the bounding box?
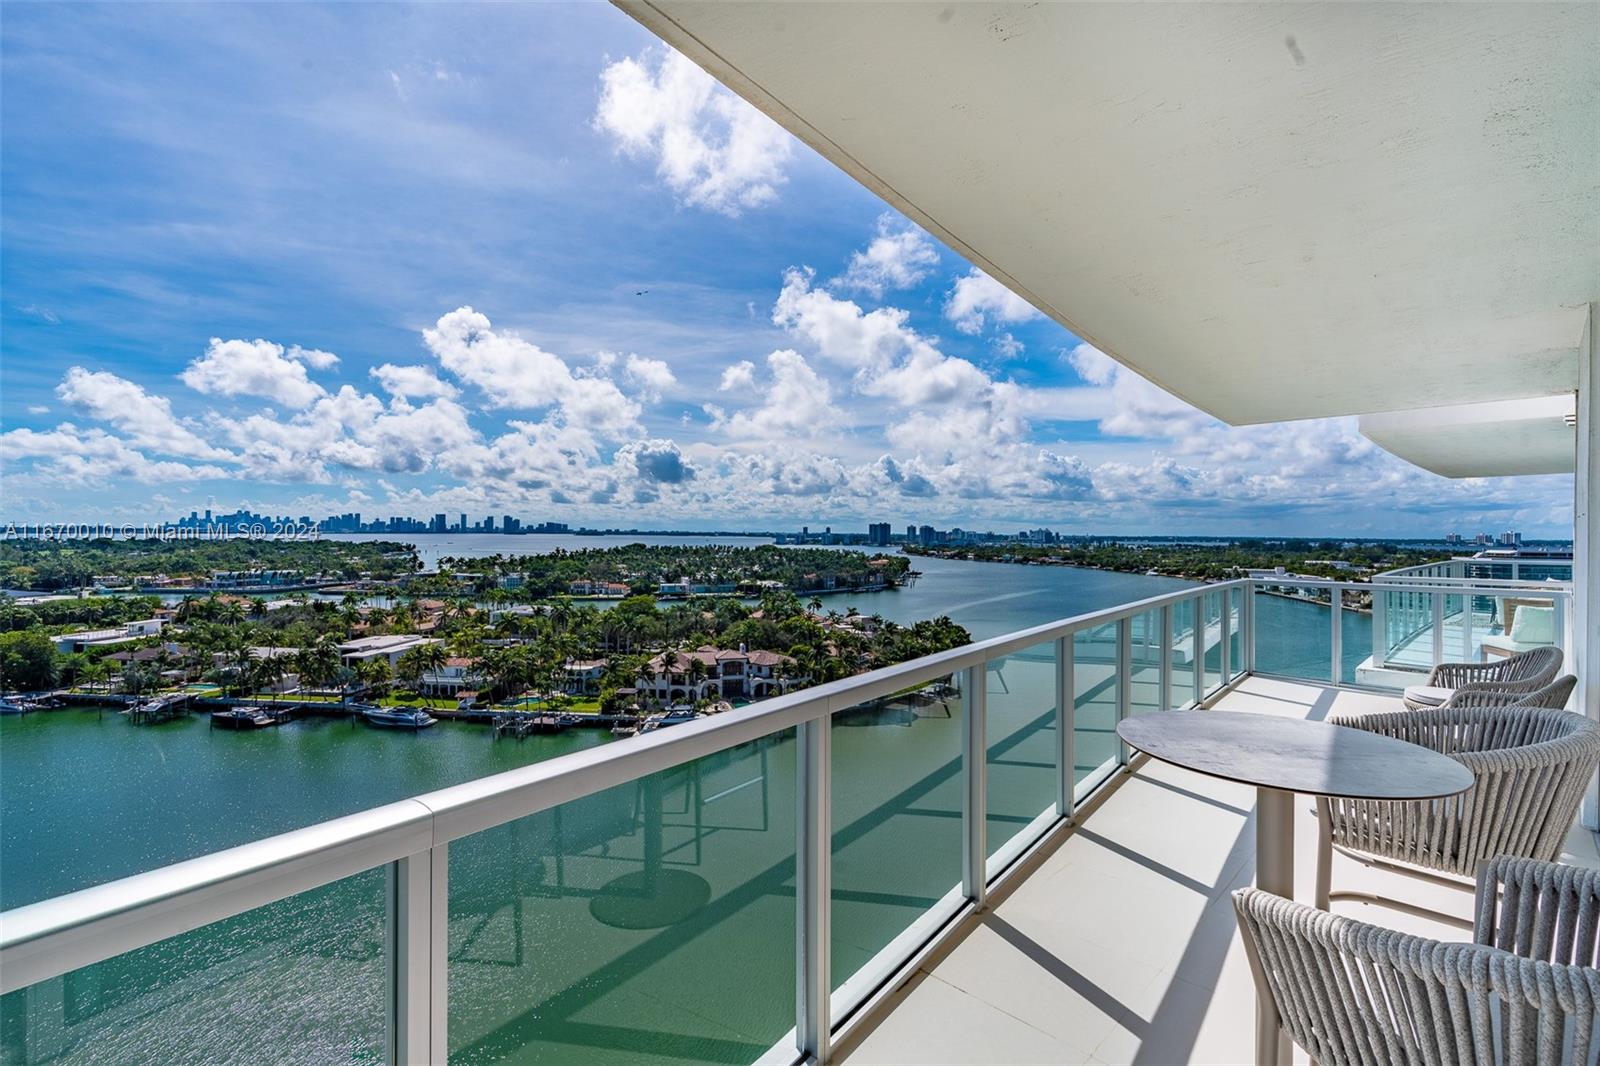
[1580,304,1598,830]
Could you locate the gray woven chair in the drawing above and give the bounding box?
[1235,856,1600,1066]
[1316,695,1600,925]
[1402,644,1562,710]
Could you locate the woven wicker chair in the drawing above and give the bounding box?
[1315,694,1600,924]
[1402,644,1562,710]
[1235,857,1600,1066]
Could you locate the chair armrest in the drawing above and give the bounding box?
[1473,856,1600,966]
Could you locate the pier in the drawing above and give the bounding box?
[126,693,192,725]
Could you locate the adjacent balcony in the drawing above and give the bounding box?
[0,575,1584,1065]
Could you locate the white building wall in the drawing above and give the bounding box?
[1578,304,1599,830]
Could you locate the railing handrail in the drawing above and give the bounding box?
[0,577,1249,992]
[1250,576,1573,597]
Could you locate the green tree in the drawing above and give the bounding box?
[0,631,58,692]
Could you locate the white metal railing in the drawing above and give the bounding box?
[1379,556,1575,585]
[0,573,1574,1063]
[1245,576,1573,688]
[0,579,1249,1065]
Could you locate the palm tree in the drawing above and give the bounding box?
[80,657,110,694]
[356,658,391,701]
[416,642,449,708]
[686,655,708,700]
[395,647,426,699]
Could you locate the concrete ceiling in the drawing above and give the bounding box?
[620,1,1599,427]
[1360,395,1577,479]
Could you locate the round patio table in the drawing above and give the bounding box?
[1116,710,1473,1066]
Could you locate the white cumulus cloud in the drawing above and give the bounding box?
[181,338,329,408]
[833,215,940,297]
[619,353,676,402]
[57,367,226,459]
[944,268,1041,334]
[706,349,836,440]
[370,363,459,400]
[422,307,640,439]
[594,47,794,217]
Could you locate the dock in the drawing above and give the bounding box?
[125,693,192,725]
[492,711,584,739]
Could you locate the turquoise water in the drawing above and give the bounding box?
[0,557,1366,1064]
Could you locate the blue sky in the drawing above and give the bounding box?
[0,3,1574,537]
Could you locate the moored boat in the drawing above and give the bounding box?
[211,707,276,729]
[360,706,436,730]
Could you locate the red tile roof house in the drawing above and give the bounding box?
[420,657,478,696]
[635,645,804,703]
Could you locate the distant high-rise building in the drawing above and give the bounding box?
[503,514,516,533]
[1498,530,1522,547]
[432,513,447,533]
[906,525,917,541]
[867,522,892,546]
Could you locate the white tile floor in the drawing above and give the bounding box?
[838,676,1600,1066]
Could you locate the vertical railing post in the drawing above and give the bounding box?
[1218,596,1231,683]
[1242,582,1256,675]
[1055,634,1075,820]
[962,663,988,905]
[1372,585,1388,668]
[1116,619,1132,765]
[1158,605,1173,713]
[1330,587,1343,687]
[389,844,447,1066]
[1431,591,1446,668]
[1192,596,1205,704]
[795,718,832,1062]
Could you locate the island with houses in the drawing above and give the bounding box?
[1,540,964,735]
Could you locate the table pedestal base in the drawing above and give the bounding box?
[1255,786,1293,1066]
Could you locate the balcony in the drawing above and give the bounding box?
[0,576,1585,1065]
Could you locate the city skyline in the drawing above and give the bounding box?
[0,3,1576,537]
[2,503,1565,554]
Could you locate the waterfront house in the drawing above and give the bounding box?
[561,659,607,696]
[50,617,165,653]
[419,657,477,697]
[568,579,632,597]
[636,645,800,702]
[336,633,438,668]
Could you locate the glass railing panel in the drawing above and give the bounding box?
[1339,589,1380,687]
[1252,585,1331,682]
[1128,610,1163,716]
[1378,587,1433,670]
[447,729,798,1065]
[984,642,1059,863]
[0,868,386,1065]
[830,677,963,1017]
[1169,599,1198,709]
[1201,590,1224,695]
[1227,588,1244,680]
[1073,624,1119,793]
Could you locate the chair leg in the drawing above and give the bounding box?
[1315,798,1332,911]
